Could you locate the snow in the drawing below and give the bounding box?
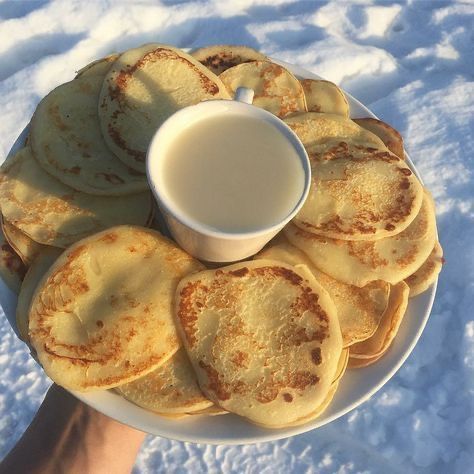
[0,0,473,472]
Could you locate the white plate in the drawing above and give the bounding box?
[1,60,437,445]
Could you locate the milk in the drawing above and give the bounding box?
[160,114,305,233]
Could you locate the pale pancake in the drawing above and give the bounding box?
[75,53,120,78]
[256,235,390,347]
[284,112,387,149]
[0,227,25,293]
[350,281,409,359]
[152,412,188,420]
[285,191,436,287]
[348,353,383,368]
[0,148,152,247]
[30,76,148,195]
[405,241,443,297]
[189,405,228,416]
[29,226,204,392]
[287,380,340,427]
[304,140,386,164]
[219,60,306,118]
[354,118,405,159]
[251,380,340,429]
[99,44,230,172]
[191,45,267,75]
[175,259,342,428]
[333,349,349,383]
[16,248,63,342]
[1,217,45,266]
[292,144,424,240]
[300,79,349,117]
[117,348,213,414]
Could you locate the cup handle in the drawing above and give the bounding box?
[234,87,254,104]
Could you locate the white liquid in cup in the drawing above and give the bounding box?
[161,114,305,233]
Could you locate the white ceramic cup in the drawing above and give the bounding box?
[146,88,311,263]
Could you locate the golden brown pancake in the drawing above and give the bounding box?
[354,117,405,159]
[192,45,267,75]
[256,234,390,347]
[99,43,230,172]
[285,190,436,287]
[349,281,409,359]
[1,217,45,266]
[75,53,120,78]
[30,76,148,195]
[174,259,342,428]
[188,405,228,416]
[117,348,213,414]
[300,79,349,117]
[0,148,152,247]
[333,349,349,383]
[16,248,63,342]
[348,353,383,368]
[404,241,443,297]
[0,226,25,293]
[29,226,204,392]
[251,380,340,429]
[219,60,306,118]
[292,144,424,241]
[284,112,387,150]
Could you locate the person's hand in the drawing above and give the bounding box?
[0,384,146,474]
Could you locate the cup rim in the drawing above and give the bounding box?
[146,99,311,241]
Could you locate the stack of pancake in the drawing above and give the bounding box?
[257,111,442,368]
[0,44,443,428]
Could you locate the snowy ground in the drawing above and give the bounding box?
[0,0,473,472]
